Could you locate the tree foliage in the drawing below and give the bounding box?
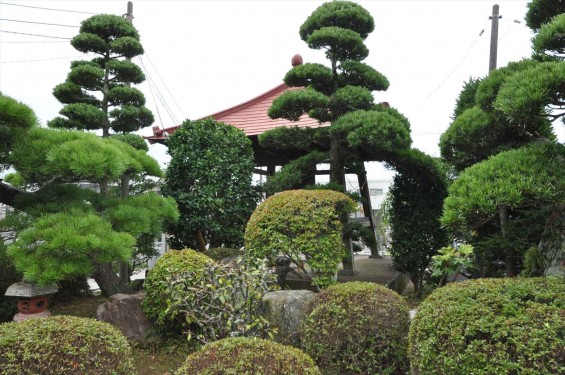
[163,118,258,250]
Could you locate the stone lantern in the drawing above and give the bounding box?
[5,281,59,322]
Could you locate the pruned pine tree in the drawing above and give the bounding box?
[266,1,410,188]
[49,14,153,138]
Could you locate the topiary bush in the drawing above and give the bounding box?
[203,247,244,262]
[409,277,565,375]
[176,336,321,375]
[0,315,134,375]
[142,249,215,329]
[300,281,410,374]
[245,189,356,288]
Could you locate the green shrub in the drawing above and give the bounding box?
[142,249,215,329]
[203,247,244,262]
[409,277,565,375]
[245,189,356,288]
[0,241,21,322]
[176,336,321,375]
[167,257,277,343]
[300,281,410,374]
[0,315,134,375]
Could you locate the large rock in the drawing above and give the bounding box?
[96,292,153,342]
[261,290,316,346]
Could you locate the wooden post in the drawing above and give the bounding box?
[489,4,501,72]
[356,168,382,258]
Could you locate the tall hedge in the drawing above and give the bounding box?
[244,189,356,288]
[409,277,565,374]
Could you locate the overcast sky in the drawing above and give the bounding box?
[1,0,555,181]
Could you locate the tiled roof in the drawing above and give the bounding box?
[146,83,328,143]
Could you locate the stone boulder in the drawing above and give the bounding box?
[96,292,153,342]
[261,290,316,346]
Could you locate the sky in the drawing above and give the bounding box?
[0,0,554,182]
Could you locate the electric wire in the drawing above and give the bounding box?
[137,56,179,125]
[0,18,78,28]
[144,52,187,119]
[144,70,166,131]
[0,29,71,39]
[0,40,68,43]
[418,19,490,108]
[145,67,178,125]
[1,55,84,64]
[0,2,97,15]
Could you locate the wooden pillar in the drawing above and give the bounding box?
[357,168,382,258]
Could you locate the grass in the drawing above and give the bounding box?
[50,293,192,375]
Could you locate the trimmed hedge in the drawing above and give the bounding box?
[176,336,321,374]
[245,189,356,288]
[142,249,215,329]
[0,315,134,375]
[300,281,410,374]
[409,277,565,374]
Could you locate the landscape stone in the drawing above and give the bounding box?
[261,290,316,346]
[96,291,153,342]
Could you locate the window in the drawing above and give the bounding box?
[369,188,383,196]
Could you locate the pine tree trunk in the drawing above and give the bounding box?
[329,137,345,187]
[541,203,565,276]
[119,172,131,283]
[93,262,133,297]
[499,205,517,277]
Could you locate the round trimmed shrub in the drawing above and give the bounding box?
[203,247,244,262]
[245,189,356,288]
[143,249,215,328]
[300,281,410,374]
[409,277,565,375]
[0,315,134,375]
[176,336,321,374]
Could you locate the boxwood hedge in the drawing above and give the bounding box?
[301,281,410,374]
[409,277,565,375]
[0,315,134,375]
[177,336,321,374]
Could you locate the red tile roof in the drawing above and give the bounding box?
[146,83,329,143]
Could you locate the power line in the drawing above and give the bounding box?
[0,2,97,15]
[144,52,187,119]
[0,40,68,43]
[415,19,489,112]
[0,18,79,28]
[1,55,84,64]
[0,29,71,39]
[137,56,179,125]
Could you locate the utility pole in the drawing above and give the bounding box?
[125,1,133,23]
[489,4,502,72]
[119,1,134,284]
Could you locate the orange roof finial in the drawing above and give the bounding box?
[291,54,303,67]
